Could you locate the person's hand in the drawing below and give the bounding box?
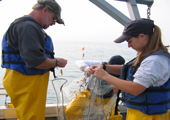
[84,68,93,77]
[90,65,108,80]
[113,87,119,94]
[56,58,67,67]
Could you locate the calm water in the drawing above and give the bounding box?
[0,40,138,106]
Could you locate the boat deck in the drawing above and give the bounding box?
[0,104,127,120]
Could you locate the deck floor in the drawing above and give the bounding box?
[0,104,127,120]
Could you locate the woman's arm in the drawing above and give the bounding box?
[105,64,122,75]
[91,65,146,96]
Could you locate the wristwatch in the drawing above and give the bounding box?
[102,62,107,70]
[56,59,60,66]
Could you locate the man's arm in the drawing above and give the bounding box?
[35,58,67,69]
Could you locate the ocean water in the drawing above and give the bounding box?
[0,40,137,106]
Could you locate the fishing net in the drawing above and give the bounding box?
[64,74,118,120]
[62,76,86,103]
[52,76,87,120]
[52,77,68,120]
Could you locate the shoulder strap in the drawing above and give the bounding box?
[121,58,136,80]
[114,58,136,115]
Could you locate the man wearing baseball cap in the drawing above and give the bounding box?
[2,0,67,120]
[37,0,64,25]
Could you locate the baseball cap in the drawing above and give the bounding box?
[114,18,154,43]
[37,0,64,25]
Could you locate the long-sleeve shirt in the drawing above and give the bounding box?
[75,60,102,72]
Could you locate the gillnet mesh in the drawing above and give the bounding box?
[52,78,68,120]
[64,75,117,120]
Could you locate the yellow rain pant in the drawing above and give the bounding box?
[126,108,170,120]
[109,112,122,120]
[65,89,122,120]
[3,69,49,120]
[65,89,91,119]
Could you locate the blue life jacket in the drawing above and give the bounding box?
[120,48,170,115]
[1,16,55,75]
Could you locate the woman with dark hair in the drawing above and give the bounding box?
[89,18,170,120]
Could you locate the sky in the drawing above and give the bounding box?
[0,0,170,45]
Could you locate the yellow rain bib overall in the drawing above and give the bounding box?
[3,69,49,120]
[126,108,170,120]
[65,89,122,120]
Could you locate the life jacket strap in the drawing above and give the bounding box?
[120,98,170,106]
[114,89,121,115]
[145,88,170,92]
